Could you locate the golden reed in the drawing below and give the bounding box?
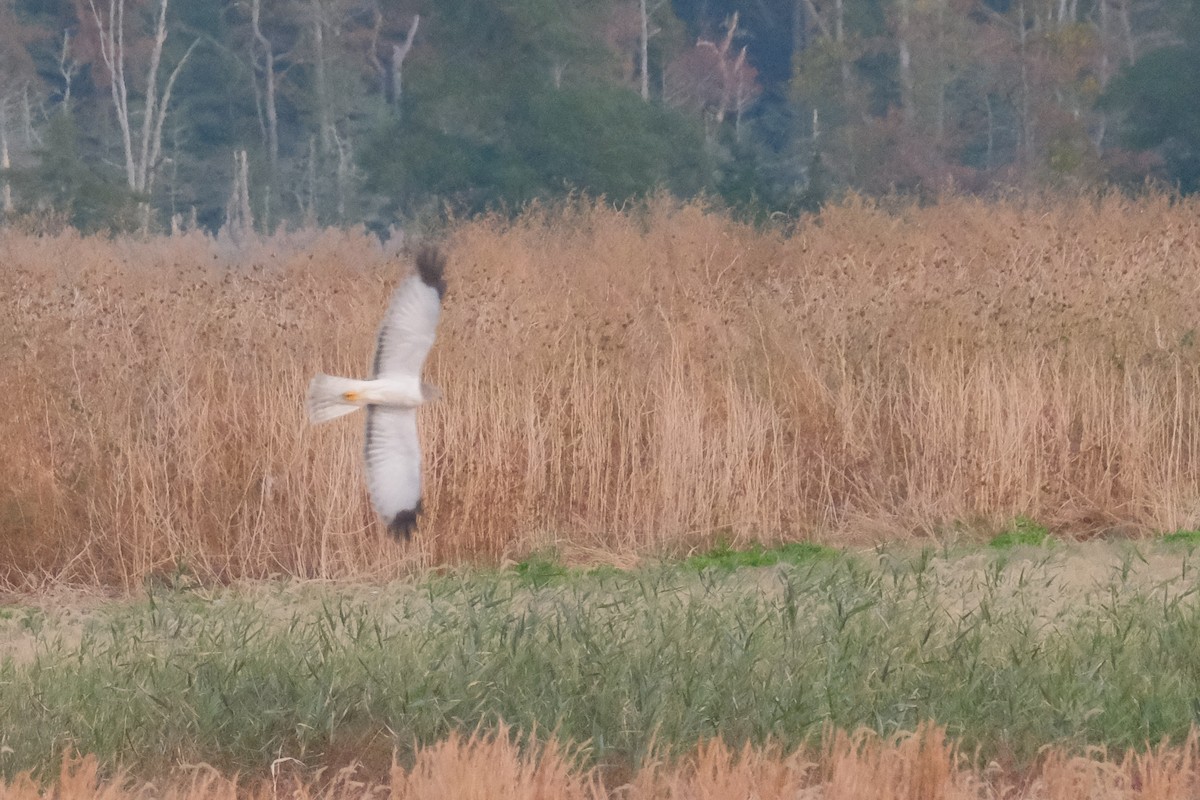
[3,193,1199,587]
[4,723,1198,799]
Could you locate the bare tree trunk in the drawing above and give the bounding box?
[333,127,351,221]
[88,0,197,214]
[368,6,386,97]
[1018,0,1033,167]
[146,40,198,200]
[224,152,237,234]
[166,128,178,219]
[239,150,251,231]
[897,40,913,125]
[224,149,253,239]
[934,0,946,143]
[896,0,915,127]
[800,0,830,39]
[639,0,650,100]
[985,92,994,169]
[835,0,850,93]
[89,0,136,188]
[792,0,807,56]
[0,99,12,215]
[59,30,79,109]
[1094,0,1110,155]
[1097,0,1109,82]
[20,83,36,147]
[1117,0,1134,63]
[311,0,332,152]
[731,46,749,142]
[135,0,170,192]
[250,0,278,174]
[390,15,420,113]
[305,136,317,226]
[1092,117,1107,156]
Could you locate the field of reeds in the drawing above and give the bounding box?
[4,193,1200,588]
[2,724,1200,796]
[6,723,1200,799]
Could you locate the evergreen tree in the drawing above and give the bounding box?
[12,112,140,230]
[1102,0,1200,192]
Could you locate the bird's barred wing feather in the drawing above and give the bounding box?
[371,253,444,380]
[364,406,422,539]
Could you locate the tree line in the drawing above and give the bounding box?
[0,0,1194,233]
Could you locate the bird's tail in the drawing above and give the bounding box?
[307,373,368,423]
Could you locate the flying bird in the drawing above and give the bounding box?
[307,246,446,540]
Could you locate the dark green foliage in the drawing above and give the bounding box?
[361,84,710,217]
[1102,0,1200,191]
[359,0,716,217]
[512,552,570,587]
[684,540,839,570]
[1160,530,1200,546]
[988,517,1053,549]
[1103,50,1200,192]
[514,87,711,200]
[8,113,140,232]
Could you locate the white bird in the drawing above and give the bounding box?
[307,247,446,540]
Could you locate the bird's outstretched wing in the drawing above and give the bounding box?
[362,247,446,540]
[371,247,446,380]
[364,405,422,539]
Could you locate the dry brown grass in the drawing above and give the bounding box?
[4,724,1199,799]
[3,193,1200,588]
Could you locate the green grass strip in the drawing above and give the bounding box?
[2,544,1199,780]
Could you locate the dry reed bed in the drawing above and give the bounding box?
[3,194,1200,587]
[4,724,1198,800]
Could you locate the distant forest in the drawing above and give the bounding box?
[0,0,1196,233]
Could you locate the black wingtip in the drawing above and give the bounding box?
[386,502,421,541]
[415,246,447,298]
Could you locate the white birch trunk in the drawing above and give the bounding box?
[896,0,915,127]
[251,0,279,173]
[89,0,136,189]
[639,0,650,100]
[135,0,169,192]
[312,1,331,152]
[391,15,420,112]
[224,149,252,238]
[835,0,850,91]
[88,0,196,209]
[59,30,78,109]
[1018,0,1033,165]
[0,99,12,214]
[1117,0,1134,63]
